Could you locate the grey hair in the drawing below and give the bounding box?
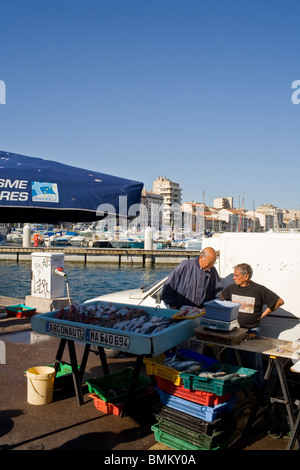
[234,263,253,279]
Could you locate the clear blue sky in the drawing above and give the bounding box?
[1,0,300,210]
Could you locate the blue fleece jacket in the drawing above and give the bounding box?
[161,257,223,309]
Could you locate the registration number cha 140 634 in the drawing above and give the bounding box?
[87,329,130,349]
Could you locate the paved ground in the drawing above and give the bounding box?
[0,299,298,453]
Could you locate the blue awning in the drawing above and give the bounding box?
[0,150,143,223]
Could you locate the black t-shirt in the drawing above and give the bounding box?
[221,281,280,328]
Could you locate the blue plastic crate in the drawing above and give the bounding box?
[155,388,237,422]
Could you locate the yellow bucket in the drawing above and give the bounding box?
[27,366,56,405]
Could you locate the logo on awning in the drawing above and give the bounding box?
[32,182,59,203]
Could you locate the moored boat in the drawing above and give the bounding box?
[69,235,90,247]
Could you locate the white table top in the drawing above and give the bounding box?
[192,334,300,360]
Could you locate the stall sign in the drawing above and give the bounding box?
[86,329,130,349]
[46,321,84,341]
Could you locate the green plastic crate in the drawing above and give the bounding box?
[155,415,234,449]
[50,363,80,378]
[151,423,223,451]
[86,367,151,403]
[181,363,257,396]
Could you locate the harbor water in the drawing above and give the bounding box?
[0,260,177,304]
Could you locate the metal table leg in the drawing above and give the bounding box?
[287,408,300,450]
[53,338,84,405]
[67,340,84,406]
[242,357,275,439]
[274,357,298,443]
[242,356,300,449]
[80,344,110,379]
[97,346,109,375]
[120,355,144,417]
[78,343,91,382]
[53,338,67,374]
[53,340,112,406]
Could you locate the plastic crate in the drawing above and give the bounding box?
[155,376,231,406]
[155,415,234,449]
[155,388,237,422]
[203,300,240,321]
[85,367,151,403]
[156,405,233,435]
[89,389,153,416]
[50,363,81,378]
[151,423,223,451]
[180,363,257,396]
[144,348,218,386]
[5,303,36,318]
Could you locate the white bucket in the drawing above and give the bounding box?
[27,366,56,405]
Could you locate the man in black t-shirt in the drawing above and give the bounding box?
[221,263,284,394]
[221,263,284,329]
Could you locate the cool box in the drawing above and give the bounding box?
[203,300,240,322]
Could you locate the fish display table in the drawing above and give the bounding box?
[31,301,199,415]
[192,331,300,449]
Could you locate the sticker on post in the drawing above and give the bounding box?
[86,329,130,349]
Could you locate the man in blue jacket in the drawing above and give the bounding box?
[161,247,223,310]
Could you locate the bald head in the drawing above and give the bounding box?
[199,247,217,271]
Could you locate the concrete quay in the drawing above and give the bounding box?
[0,246,200,265]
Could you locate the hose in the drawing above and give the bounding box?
[55,268,72,306]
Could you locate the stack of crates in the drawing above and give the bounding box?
[145,349,257,450]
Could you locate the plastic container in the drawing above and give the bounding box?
[203,300,240,321]
[156,405,233,435]
[155,415,234,449]
[50,363,80,379]
[31,301,200,356]
[85,367,151,403]
[51,363,73,378]
[151,423,224,451]
[6,304,36,318]
[155,376,231,406]
[26,366,56,405]
[180,363,257,396]
[155,388,237,422]
[89,388,153,416]
[143,348,218,386]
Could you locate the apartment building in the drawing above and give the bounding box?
[256,204,284,230]
[181,201,205,233]
[152,176,182,229]
[140,189,164,230]
[213,197,234,209]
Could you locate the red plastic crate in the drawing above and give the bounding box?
[5,304,36,318]
[155,376,231,406]
[89,393,123,415]
[89,388,153,416]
